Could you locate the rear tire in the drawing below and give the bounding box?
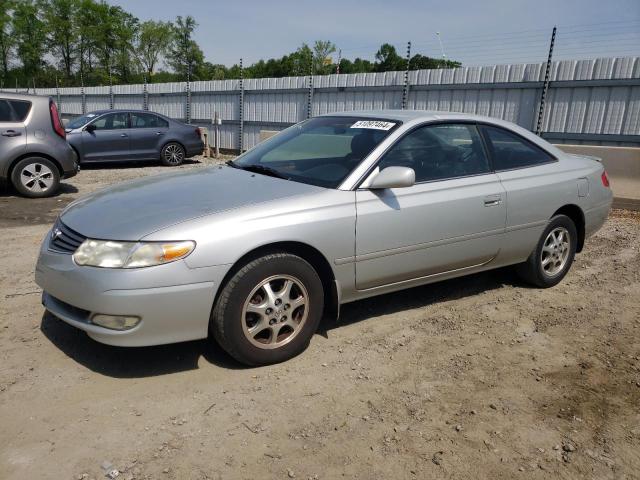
[160,142,185,166]
[210,253,324,366]
[11,157,60,198]
[516,214,577,288]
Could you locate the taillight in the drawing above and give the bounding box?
[601,170,610,188]
[49,101,66,139]
[195,127,201,138]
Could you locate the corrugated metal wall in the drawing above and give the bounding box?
[30,56,640,149]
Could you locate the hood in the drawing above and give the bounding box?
[61,165,323,240]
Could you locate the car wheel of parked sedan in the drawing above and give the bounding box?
[516,214,577,288]
[11,157,60,198]
[161,142,185,166]
[210,253,324,366]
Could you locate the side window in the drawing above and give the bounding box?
[482,126,554,170]
[131,112,166,128]
[156,116,169,128]
[91,113,129,130]
[0,100,14,121]
[9,100,32,121]
[379,123,491,182]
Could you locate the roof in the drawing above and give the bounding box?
[0,91,50,101]
[324,109,503,123]
[88,109,157,114]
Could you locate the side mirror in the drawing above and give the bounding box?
[368,166,415,189]
[85,124,96,133]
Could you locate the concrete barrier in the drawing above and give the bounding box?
[555,144,640,210]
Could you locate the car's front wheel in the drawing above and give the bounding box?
[11,157,60,198]
[210,253,324,366]
[160,142,185,166]
[516,214,577,288]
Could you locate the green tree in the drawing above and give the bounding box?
[0,0,14,79]
[312,40,336,75]
[136,20,172,77]
[12,0,47,81]
[43,0,79,79]
[167,15,204,80]
[374,43,404,72]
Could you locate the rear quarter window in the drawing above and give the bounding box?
[9,100,32,121]
[481,125,555,170]
[0,99,32,122]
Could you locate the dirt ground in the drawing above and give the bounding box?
[0,158,639,480]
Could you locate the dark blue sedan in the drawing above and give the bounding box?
[65,110,204,166]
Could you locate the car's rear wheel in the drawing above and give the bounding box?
[516,214,577,288]
[160,142,185,166]
[11,157,60,198]
[210,253,324,366]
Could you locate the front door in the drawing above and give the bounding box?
[81,112,130,161]
[355,123,506,290]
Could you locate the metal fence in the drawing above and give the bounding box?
[28,56,640,149]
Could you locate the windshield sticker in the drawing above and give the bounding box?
[351,120,396,130]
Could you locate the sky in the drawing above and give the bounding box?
[107,0,640,67]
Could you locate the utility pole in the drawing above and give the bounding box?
[536,26,557,136]
[436,32,447,66]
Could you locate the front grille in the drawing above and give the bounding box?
[49,220,87,254]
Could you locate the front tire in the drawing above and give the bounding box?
[160,142,185,166]
[516,214,577,288]
[210,253,324,366]
[11,157,60,198]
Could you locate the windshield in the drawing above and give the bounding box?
[66,113,100,129]
[232,116,399,188]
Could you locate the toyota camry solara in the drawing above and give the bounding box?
[35,110,613,365]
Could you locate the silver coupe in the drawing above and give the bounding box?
[35,111,613,365]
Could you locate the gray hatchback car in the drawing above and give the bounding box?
[0,92,78,197]
[65,110,204,166]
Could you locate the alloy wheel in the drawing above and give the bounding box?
[20,163,55,193]
[541,226,570,276]
[241,275,309,349]
[164,144,184,165]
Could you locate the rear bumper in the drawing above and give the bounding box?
[60,143,79,178]
[585,199,612,238]
[186,141,204,158]
[35,233,229,346]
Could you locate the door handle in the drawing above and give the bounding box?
[1,130,21,137]
[155,131,165,136]
[484,196,503,207]
[120,133,128,137]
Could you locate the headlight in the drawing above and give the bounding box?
[73,240,195,268]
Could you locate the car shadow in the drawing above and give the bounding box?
[39,267,529,378]
[78,159,201,170]
[321,266,528,333]
[0,181,78,198]
[40,312,245,378]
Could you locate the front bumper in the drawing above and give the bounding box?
[35,234,229,347]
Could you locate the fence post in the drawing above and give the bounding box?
[535,26,556,136]
[185,66,192,123]
[307,64,314,119]
[143,74,149,111]
[80,71,86,114]
[238,58,244,153]
[214,111,220,158]
[401,41,412,110]
[108,66,114,110]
